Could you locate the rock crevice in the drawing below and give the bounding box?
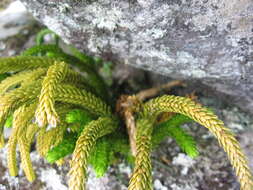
[20,0,253,114]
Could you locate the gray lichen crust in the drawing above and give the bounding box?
[20,0,253,114]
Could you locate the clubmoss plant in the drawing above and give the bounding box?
[0,29,252,190]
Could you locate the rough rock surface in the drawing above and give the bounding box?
[0,2,253,189]
[20,0,253,114]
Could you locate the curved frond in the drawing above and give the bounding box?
[35,126,46,156]
[26,123,40,144]
[64,70,98,95]
[7,103,37,177]
[22,44,94,72]
[0,56,57,74]
[0,81,41,136]
[37,105,71,156]
[36,123,67,157]
[68,117,118,190]
[36,29,59,45]
[0,68,46,95]
[84,71,109,102]
[22,44,63,56]
[55,84,112,117]
[142,95,253,190]
[35,61,68,127]
[128,118,153,190]
[18,136,36,182]
[22,44,95,75]
[69,46,95,67]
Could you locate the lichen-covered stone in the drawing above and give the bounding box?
[1,3,252,189]
[20,0,253,114]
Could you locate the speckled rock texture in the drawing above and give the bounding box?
[19,0,253,114]
[1,2,253,190]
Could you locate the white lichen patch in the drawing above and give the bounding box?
[40,168,68,190]
[150,28,167,39]
[0,184,7,190]
[221,107,253,132]
[154,179,168,190]
[87,167,127,190]
[191,0,253,38]
[170,183,198,190]
[42,15,77,44]
[42,16,68,40]
[85,5,123,31]
[176,51,207,78]
[137,0,155,8]
[172,153,196,175]
[176,51,198,65]
[0,147,8,167]
[118,163,132,177]
[145,49,175,63]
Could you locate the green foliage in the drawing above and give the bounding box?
[36,29,59,46]
[100,62,113,86]
[0,73,9,82]
[4,115,13,128]
[109,132,133,164]
[89,136,112,177]
[46,132,77,163]
[46,109,94,163]
[66,109,94,125]
[152,114,199,158]
[69,46,96,67]
[22,44,63,57]
[88,131,133,177]
[48,109,131,177]
[0,28,252,190]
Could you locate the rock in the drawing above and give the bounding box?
[0,1,34,40]
[1,2,252,189]
[0,0,40,58]
[19,0,253,114]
